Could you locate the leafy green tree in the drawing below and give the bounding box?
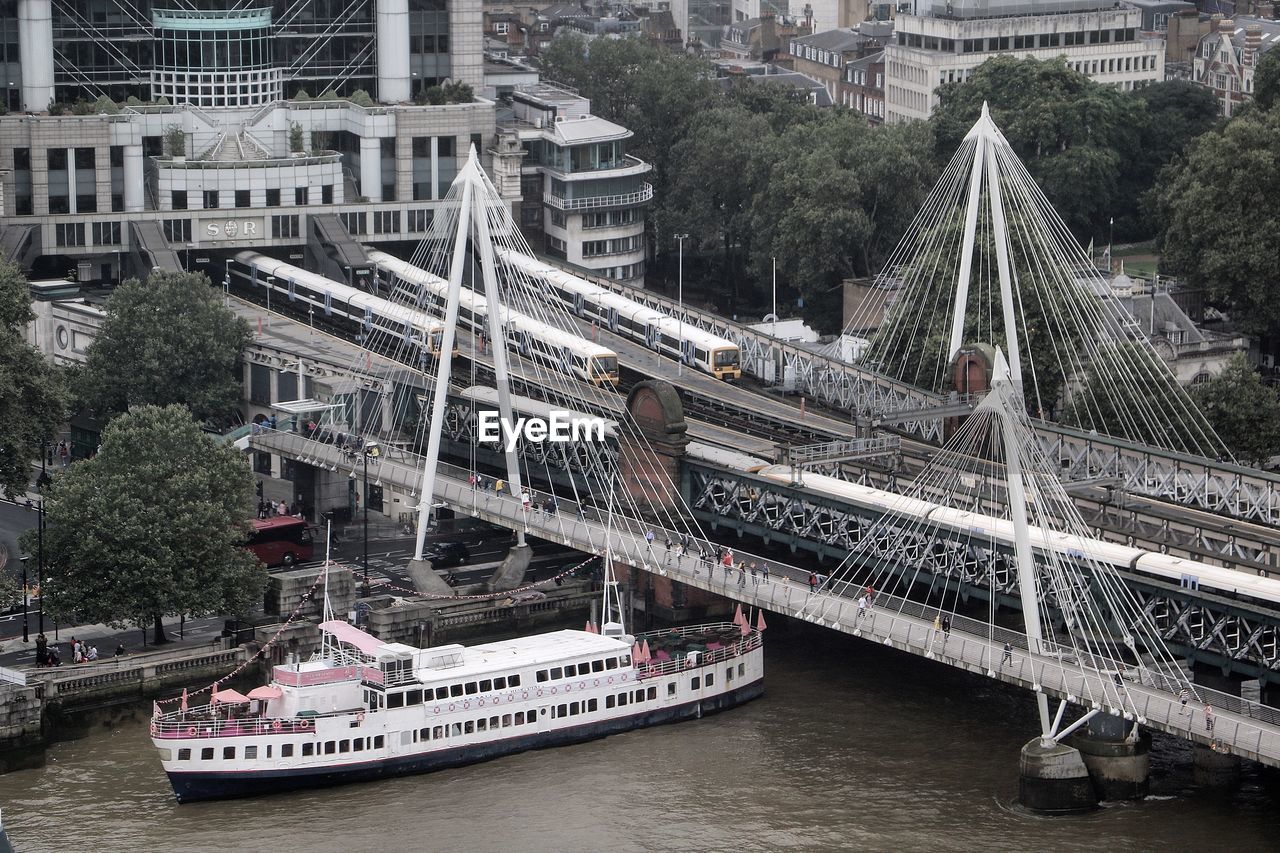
[1253,48,1280,112]
[663,104,779,313]
[80,271,251,423]
[932,56,1142,241]
[0,574,18,610]
[33,405,265,643]
[1191,354,1280,466]
[754,113,936,311]
[1154,105,1280,335]
[0,259,66,498]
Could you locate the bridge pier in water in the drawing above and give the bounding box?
[1018,738,1097,813]
[1068,714,1151,801]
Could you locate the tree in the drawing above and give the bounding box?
[289,122,305,153]
[33,405,265,643]
[1253,48,1280,112]
[753,113,936,316]
[1191,354,1280,466]
[932,56,1142,241]
[662,104,779,313]
[79,271,251,423]
[1154,105,1280,335]
[165,125,186,158]
[0,259,66,498]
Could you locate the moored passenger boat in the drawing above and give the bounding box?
[151,560,765,802]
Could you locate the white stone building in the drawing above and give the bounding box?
[884,0,1165,124]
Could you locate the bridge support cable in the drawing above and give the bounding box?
[848,104,1227,462]
[805,345,1200,738]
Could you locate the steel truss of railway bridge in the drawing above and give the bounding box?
[683,461,1280,683]
[562,262,1280,526]
[248,426,1280,770]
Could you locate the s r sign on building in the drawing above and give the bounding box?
[204,218,265,241]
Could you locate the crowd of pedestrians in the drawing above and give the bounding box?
[33,633,127,667]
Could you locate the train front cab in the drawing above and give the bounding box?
[712,346,742,380]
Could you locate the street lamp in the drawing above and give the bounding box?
[675,234,688,377]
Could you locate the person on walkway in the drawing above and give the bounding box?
[941,616,951,638]
[749,562,759,585]
[521,490,531,511]
[1002,642,1013,667]
[761,564,770,583]
[35,633,47,666]
[69,637,78,662]
[857,595,867,619]
[932,614,942,644]
[1179,687,1190,715]
[86,645,98,661]
[495,479,505,495]
[115,643,126,658]
[645,530,655,551]
[738,564,747,588]
[808,572,818,593]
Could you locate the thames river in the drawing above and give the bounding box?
[1,623,1275,852]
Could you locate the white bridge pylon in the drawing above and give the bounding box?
[411,146,528,562]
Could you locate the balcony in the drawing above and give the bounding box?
[544,182,653,211]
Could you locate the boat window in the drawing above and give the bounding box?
[355,738,365,751]
[282,744,294,757]
[509,674,521,687]
[621,655,630,667]
[433,726,444,739]
[495,677,507,690]
[202,748,215,760]
[245,746,258,760]
[388,693,405,709]
[605,658,617,670]
[606,695,615,709]
[267,746,273,758]
[738,663,745,677]
[726,667,733,682]
[450,684,463,698]
[302,743,314,756]
[691,677,700,691]
[592,659,604,673]
[502,714,512,727]
[557,704,567,718]
[490,716,499,729]
[636,690,645,702]
[646,687,656,700]
[706,673,715,687]
[433,687,448,701]
[454,723,465,736]
[325,742,336,755]
[401,731,412,745]
[465,682,478,695]
[223,746,236,760]
[477,719,487,732]
[550,667,563,680]
[618,693,628,707]
[514,712,525,725]
[570,702,580,715]
[407,689,423,705]
[667,683,676,697]
[375,736,385,748]
[178,748,191,761]
[419,728,429,741]
[588,699,598,712]
[340,740,350,754]
[480,679,492,692]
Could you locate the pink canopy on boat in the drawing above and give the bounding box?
[319,620,387,656]
[247,685,284,700]
[212,688,251,704]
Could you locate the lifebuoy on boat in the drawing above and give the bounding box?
[535,688,542,698]
[579,682,586,691]
[356,711,366,725]
[463,701,470,710]
[434,706,441,715]
[479,699,485,707]
[608,676,614,685]
[300,720,312,730]
[186,727,196,737]
[273,720,282,731]
[550,687,557,695]
[521,690,528,700]
[594,679,600,687]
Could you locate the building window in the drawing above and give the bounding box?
[91,222,122,245]
[163,218,192,243]
[54,223,86,247]
[172,190,188,210]
[266,188,281,207]
[408,209,431,232]
[321,185,334,204]
[296,187,308,205]
[272,215,300,239]
[235,190,251,208]
[374,210,400,235]
[203,190,220,209]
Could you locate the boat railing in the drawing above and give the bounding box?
[635,629,763,681]
[151,703,353,740]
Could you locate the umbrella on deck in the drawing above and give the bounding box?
[756,610,768,631]
[180,688,188,713]
[247,685,284,700]
[212,688,251,704]
[732,604,746,628]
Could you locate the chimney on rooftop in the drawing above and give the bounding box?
[1244,23,1262,64]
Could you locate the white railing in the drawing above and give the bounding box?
[544,183,653,211]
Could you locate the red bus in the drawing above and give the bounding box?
[246,517,314,567]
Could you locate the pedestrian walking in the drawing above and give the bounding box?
[114,643,126,657]
[761,564,770,583]
[941,615,951,637]
[857,595,867,618]
[750,562,759,585]
[521,490,531,511]
[645,530,655,551]
[1179,687,1190,715]
[808,572,818,593]
[495,478,505,495]
[86,645,98,661]
[1002,642,1013,667]
[35,632,47,667]
[738,565,746,588]
[932,614,942,644]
